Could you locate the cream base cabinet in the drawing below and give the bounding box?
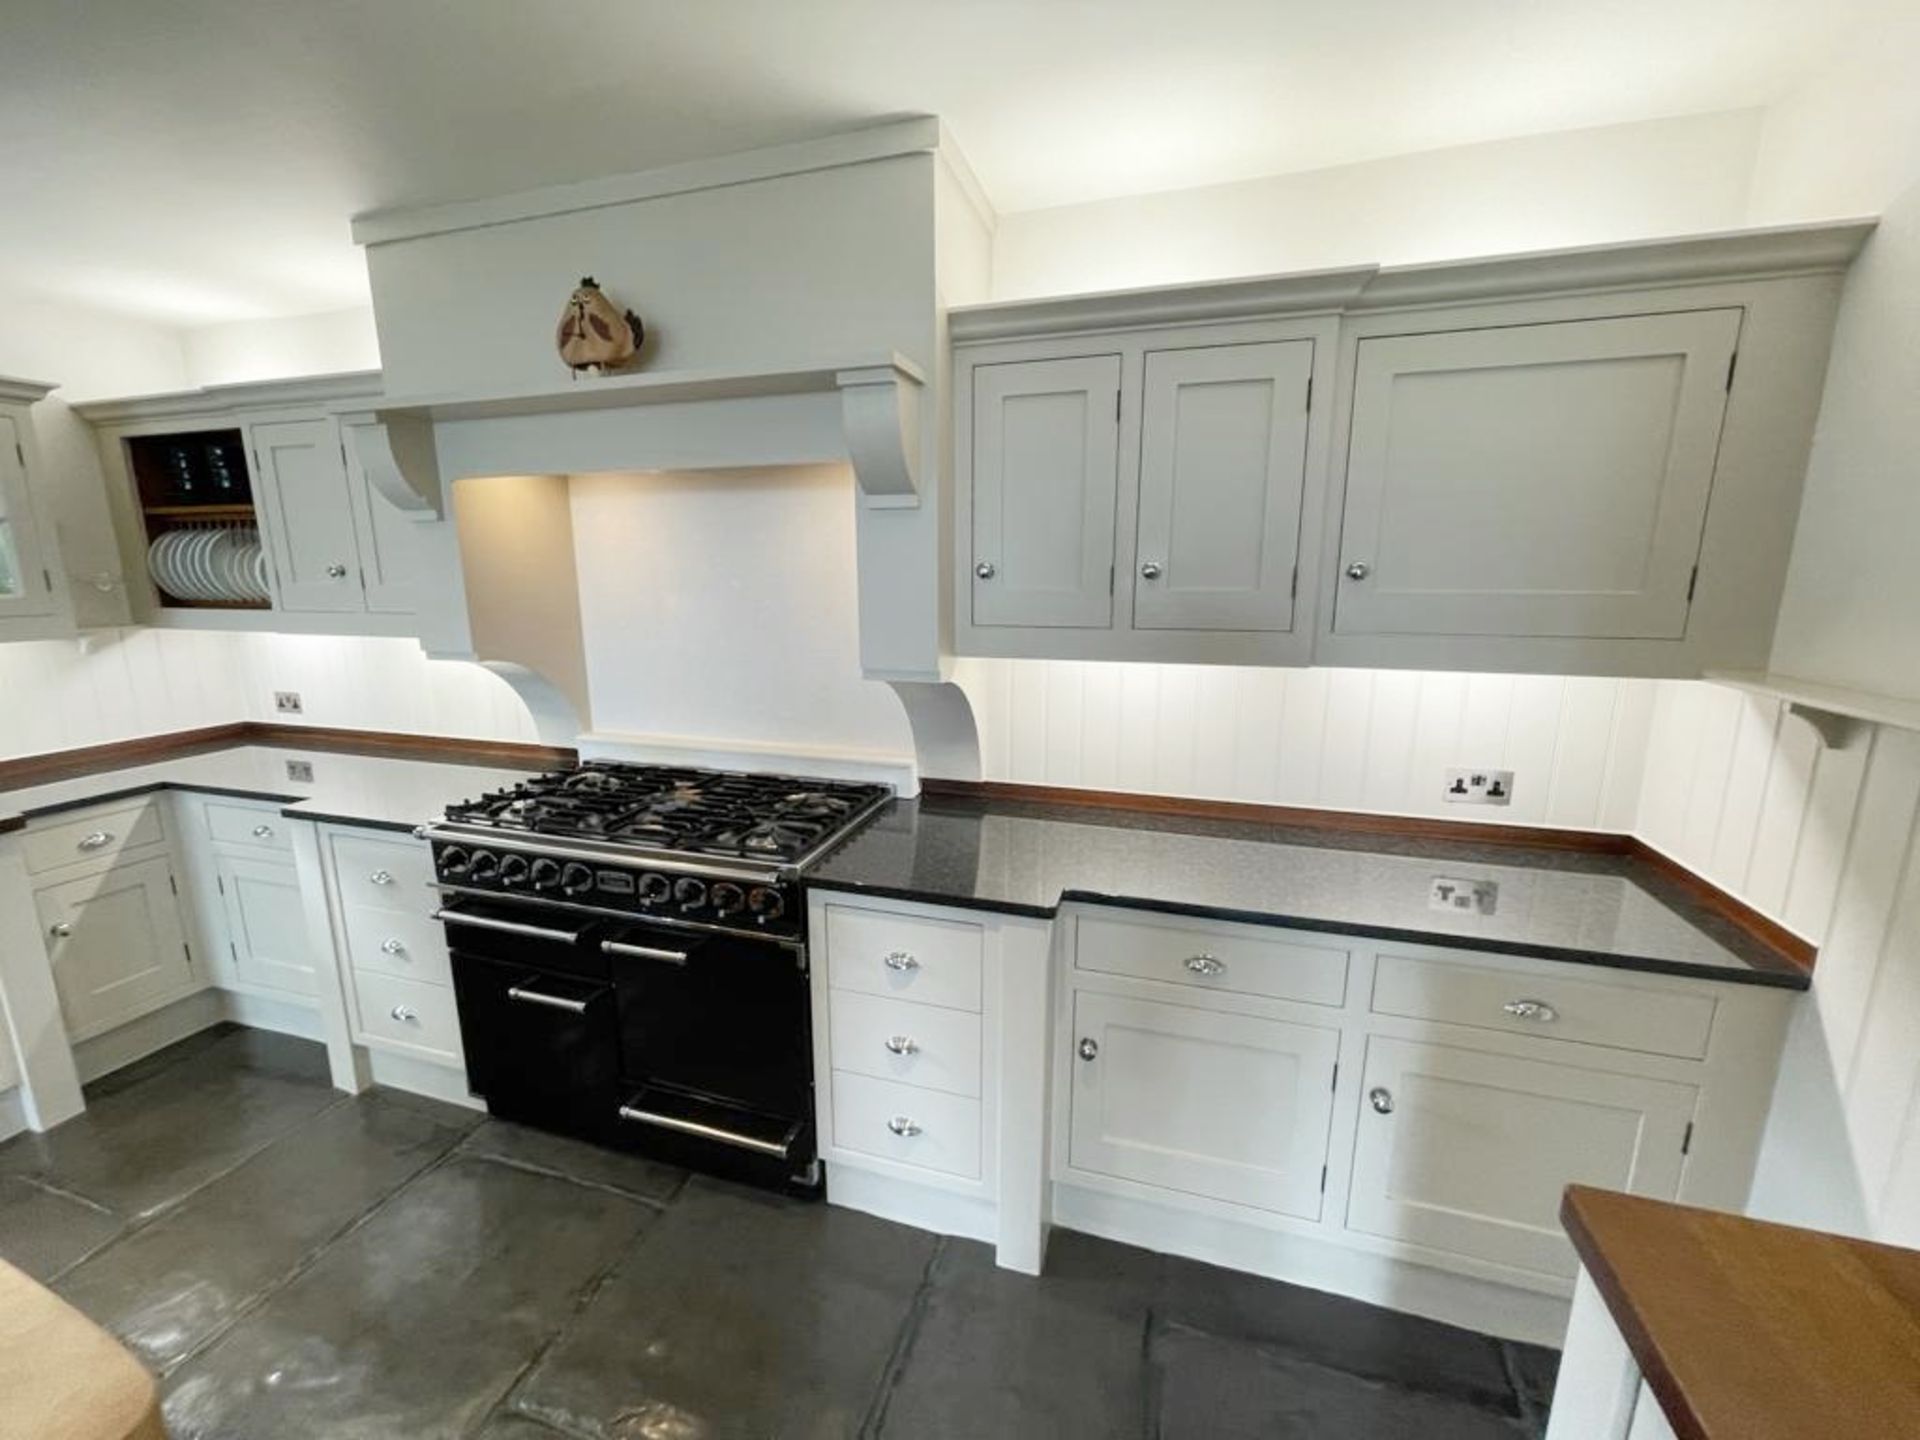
[215,853,317,998]
[1345,1038,1697,1281]
[1068,991,1339,1219]
[1331,310,1740,642]
[35,856,195,1043]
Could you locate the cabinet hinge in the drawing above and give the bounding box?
[168,873,178,896]
[1305,376,1313,412]
[13,442,24,467]
[1686,565,1699,604]
[1330,1062,1338,1092]
[183,941,193,967]
[42,568,54,594]
[216,875,225,896]
[1320,1163,1328,1193]
[1291,564,1299,601]
[229,941,238,962]
[1682,1121,1694,1156]
[1114,390,1121,424]
[1725,351,1738,392]
[1109,564,1115,595]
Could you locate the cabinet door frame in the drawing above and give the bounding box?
[953,318,1334,666]
[33,853,199,1043]
[246,415,369,615]
[340,419,425,616]
[0,408,63,622]
[216,850,319,998]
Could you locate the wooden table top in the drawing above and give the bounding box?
[1562,1185,1920,1440]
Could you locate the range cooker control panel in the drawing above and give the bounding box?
[432,843,799,938]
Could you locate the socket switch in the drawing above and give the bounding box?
[1444,768,1513,806]
[274,691,304,715]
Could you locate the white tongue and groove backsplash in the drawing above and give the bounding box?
[953,659,1654,832]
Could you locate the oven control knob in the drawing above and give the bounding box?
[436,846,472,878]
[529,858,563,891]
[466,850,500,881]
[498,854,531,887]
[674,876,708,911]
[747,886,785,924]
[711,882,745,917]
[560,862,594,896]
[638,873,672,904]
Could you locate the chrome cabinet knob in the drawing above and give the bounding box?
[1369,1086,1394,1115]
[1502,998,1559,1023]
[390,1004,418,1023]
[368,870,395,886]
[886,1115,922,1137]
[49,922,72,939]
[882,951,919,973]
[1345,561,1371,580]
[380,938,407,956]
[974,560,996,580]
[1184,954,1226,977]
[1078,1037,1099,1061]
[251,823,275,839]
[325,563,349,579]
[77,831,113,851]
[883,1035,919,1056]
[1139,560,1163,580]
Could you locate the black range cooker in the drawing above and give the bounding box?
[425,761,891,1194]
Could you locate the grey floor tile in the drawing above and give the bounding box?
[160,1155,653,1440]
[510,1176,937,1439]
[371,1084,488,1134]
[0,1037,340,1220]
[1152,1322,1530,1440]
[1158,1252,1519,1413]
[82,1023,245,1100]
[459,1118,686,1203]
[469,1414,573,1439]
[1505,1340,1560,1435]
[55,1093,468,1373]
[873,1229,1159,1440]
[0,1173,124,1281]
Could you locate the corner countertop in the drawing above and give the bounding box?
[806,795,1810,989]
[1561,1185,1920,1439]
[0,743,546,836]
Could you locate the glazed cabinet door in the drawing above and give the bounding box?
[1346,1038,1697,1280]
[35,857,196,1042]
[969,355,1122,629]
[0,413,57,620]
[248,418,367,614]
[1133,341,1313,632]
[1069,991,1339,1219]
[217,853,317,997]
[1333,309,1741,640]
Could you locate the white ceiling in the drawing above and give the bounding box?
[0,0,1887,327]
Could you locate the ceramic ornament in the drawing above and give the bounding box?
[556,276,645,374]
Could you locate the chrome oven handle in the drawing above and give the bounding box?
[617,1105,796,1159]
[601,939,690,966]
[507,985,590,1015]
[431,909,584,945]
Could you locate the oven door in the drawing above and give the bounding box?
[443,904,621,1139]
[606,921,814,1178]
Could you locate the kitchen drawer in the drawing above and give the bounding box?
[343,904,452,988]
[1076,912,1348,1008]
[826,903,983,1013]
[830,1070,982,1181]
[24,802,164,876]
[331,832,435,913]
[1371,954,1717,1060]
[353,969,463,1061]
[829,989,982,1098]
[206,801,293,853]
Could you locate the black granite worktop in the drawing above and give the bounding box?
[806,795,1810,989]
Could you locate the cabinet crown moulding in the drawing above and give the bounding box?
[71,370,383,427]
[0,377,58,405]
[949,218,1877,343]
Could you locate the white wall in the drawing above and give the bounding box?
[181,308,381,389]
[570,467,913,763]
[990,109,1764,300]
[0,293,188,401]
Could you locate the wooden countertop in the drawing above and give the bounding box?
[1562,1185,1920,1440]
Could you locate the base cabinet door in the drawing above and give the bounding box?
[1347,1038,1697,1279]
[1133,341,1313,633]
[35,856,195,1041]
[217,853,317,997]
[1069,992,1339,1219]
[1333,308,1741,640]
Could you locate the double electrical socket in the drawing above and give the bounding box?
[273,691,303,714]
[1430,876,1499,915]
[1444,768,1513,806]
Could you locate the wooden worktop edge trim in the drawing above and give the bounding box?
[923,778,1816,972]
[0,722,576,792]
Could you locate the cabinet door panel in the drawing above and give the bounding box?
[35,857,195,1041]
[1334,309,1740,639]
[1134,342,1312,632]
[970,355,1121,628]
[342,421,424,615]
[249,418,366,614]
[1069,991,1338,1219]
[219,853,316,997]
[0,414,56,619]
[1347,1038,1695,1279]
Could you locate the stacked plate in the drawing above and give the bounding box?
[147,526,271,605]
